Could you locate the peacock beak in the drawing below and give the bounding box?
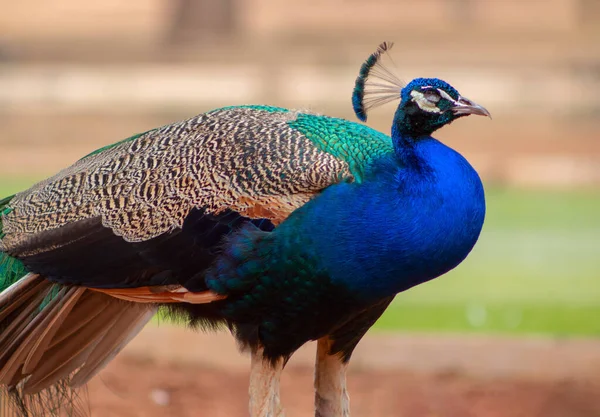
[451,96,491,118]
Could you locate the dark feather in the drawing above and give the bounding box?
[14,209,273,292]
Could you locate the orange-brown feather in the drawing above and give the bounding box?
[88,285,227,304]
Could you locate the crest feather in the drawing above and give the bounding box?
[352,42,404,122]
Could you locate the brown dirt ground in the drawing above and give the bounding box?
[82,326,600,417]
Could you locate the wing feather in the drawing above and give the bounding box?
[1,107,353,252]
[0,107,391,291]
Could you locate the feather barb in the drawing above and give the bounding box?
[352,41,404,122]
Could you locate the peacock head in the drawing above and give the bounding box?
[352,42,490,138]
[395,77,490,137]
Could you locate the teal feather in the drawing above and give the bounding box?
[0,195,28,293]
[352,41,402,122]
[288,113,393,182]
[0,253,28,293]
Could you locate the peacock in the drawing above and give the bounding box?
[0,42,489,417]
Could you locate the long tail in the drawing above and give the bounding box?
[0,273,157,416]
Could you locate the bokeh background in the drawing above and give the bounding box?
[0,1,599,416]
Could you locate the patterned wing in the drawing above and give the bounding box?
[0,105,392,289]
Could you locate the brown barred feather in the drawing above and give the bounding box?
[0,108,351,254]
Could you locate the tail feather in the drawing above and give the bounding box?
[0,287,73,384]
[0,261,225,416]
[0,290,51,380]
[1,384,90,417]
[70,306,155,387]
[0,286,68,385]
[46,291,110,349]
[23,297,125,394]
[0,274,157,416]
[0,274,45,322]
[23,287,85,374]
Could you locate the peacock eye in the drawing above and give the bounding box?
[423,89,441,103]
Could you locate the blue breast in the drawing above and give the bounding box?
[279,137,486,302]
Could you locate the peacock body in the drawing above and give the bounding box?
[0,43,489,417]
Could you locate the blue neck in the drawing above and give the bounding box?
[391,107,431,170]
[279,137,486,303]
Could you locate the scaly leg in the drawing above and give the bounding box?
[314,337,350,417]
[250,348,285,417]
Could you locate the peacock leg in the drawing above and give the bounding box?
[249,348,285,417]
[314,337,350,417]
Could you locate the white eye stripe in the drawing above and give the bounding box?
[437,88,458,103]
[410,90,441,113]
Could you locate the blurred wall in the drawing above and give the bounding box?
[0,0,599,186]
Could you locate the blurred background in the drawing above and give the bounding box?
[0,1,599,416]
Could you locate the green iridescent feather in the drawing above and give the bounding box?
[0,195,28,292]
[215,105,394,181]
[288,114,393,182]
[214,105,394,182]
[0,252,27,291]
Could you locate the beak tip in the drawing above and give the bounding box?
[453,96,491,119]
[479,106,492,119]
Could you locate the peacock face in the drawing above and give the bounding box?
[352,42,491,137]
[398,78,490,135]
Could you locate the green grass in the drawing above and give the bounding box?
[1,179,599,336]
[0,178,41,196]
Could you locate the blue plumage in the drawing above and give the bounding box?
[206,72,489,361]
[0,42,491,416]
[288,139,485,301]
